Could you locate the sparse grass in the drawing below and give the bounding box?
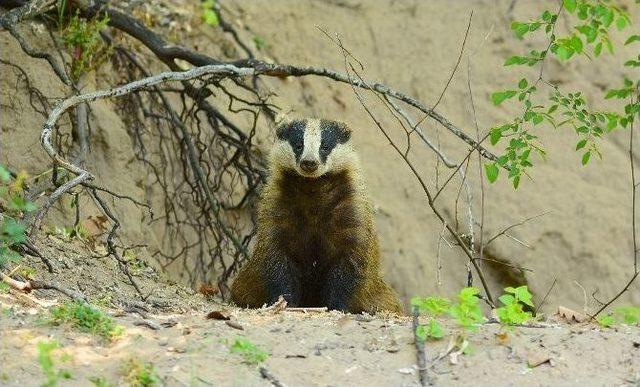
[253,35,266,50]
[49,301,123,341]
[59,10,110,79]
[122,358,160,387]
[89,376,114,387]
[229,337,268,364]
[37,340,72,387]
[598,305,640,327]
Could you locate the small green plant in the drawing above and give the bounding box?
[60,10,110,79]
[253,35,266,50]
[411,296,450,340]
[201,0,219,27]
[495,286,535,325]
[412,287,486,341]
[0,165,36,267]
[449,287,486,330]
[49,301,123,341]
[229,337,268,364]
[37,340,72,387]
[598,305,640,327]
[122,358,159,387]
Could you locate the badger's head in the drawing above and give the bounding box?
[271,118,354,178]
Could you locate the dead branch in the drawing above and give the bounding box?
[1,271,87,302]
[30,63,255,234]
[2,0,499,162]
[412,306,431,386]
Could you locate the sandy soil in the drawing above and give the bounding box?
[1,238,639,386]
[2,285,640,387]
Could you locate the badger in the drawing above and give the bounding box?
[230,118,403,314]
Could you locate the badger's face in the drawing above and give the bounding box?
[273,118,353,178]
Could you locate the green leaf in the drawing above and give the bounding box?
[490,128,502,145]
[498,294,515,306]
[427,319,444,339]
[512,286,534,307]
[2,218,27,244]
[616,16,627,31]
[513,175,521,189]
[625,35,640,45]
[511,22,530,39]
[570,35,583,53]
[491,90,517,106]
[415,324,427,341]
[614,306,640,325]
[202,9,219,26]
[598,314,615,328]
[504,56,527,66]
[0,165,10,183]
[411,296,451,316]
[555,45,574,60]
[518,78,528,89]
[594,42,603,56]
[8,196,37,212]
[485,163,499,183]
[575,139,587,150]
[563,0,577,13]
[581,150,591,165]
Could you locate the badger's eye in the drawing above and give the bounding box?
[294,143,303,151]
[320,144,329,153]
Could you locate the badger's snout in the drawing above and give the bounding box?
[300,159,319,173]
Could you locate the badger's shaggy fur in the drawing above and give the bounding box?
[230,118,402,314]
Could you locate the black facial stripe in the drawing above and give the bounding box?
[276,120,306,161]
[319,120,351,163]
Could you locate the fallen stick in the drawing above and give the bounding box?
[412,306,431,386]
[284,307,328,313]
[1,272,87,302]
[259,366,285,387]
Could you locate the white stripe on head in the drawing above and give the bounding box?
[301,119,321,162]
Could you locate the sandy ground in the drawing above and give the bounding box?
[2,288,640,387]
[1,238,639,387]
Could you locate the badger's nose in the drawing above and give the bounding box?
[300,159,319,173]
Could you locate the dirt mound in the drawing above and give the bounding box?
[2,288,639,386]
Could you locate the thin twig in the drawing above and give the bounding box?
[483,211,551,248]
[259,367,285,387]
[534,278,557,315]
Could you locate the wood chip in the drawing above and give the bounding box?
[527,350,551,368]
[225,320,244,330]
[556,306,587,323]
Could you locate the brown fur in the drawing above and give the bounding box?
[231,121,402,314]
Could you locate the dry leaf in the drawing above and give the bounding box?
[556,306,587,323]
[199,284,219,297]
[206,310,230,320]
[495,331,510,346]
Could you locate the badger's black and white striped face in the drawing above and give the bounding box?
[273,118,353,178]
